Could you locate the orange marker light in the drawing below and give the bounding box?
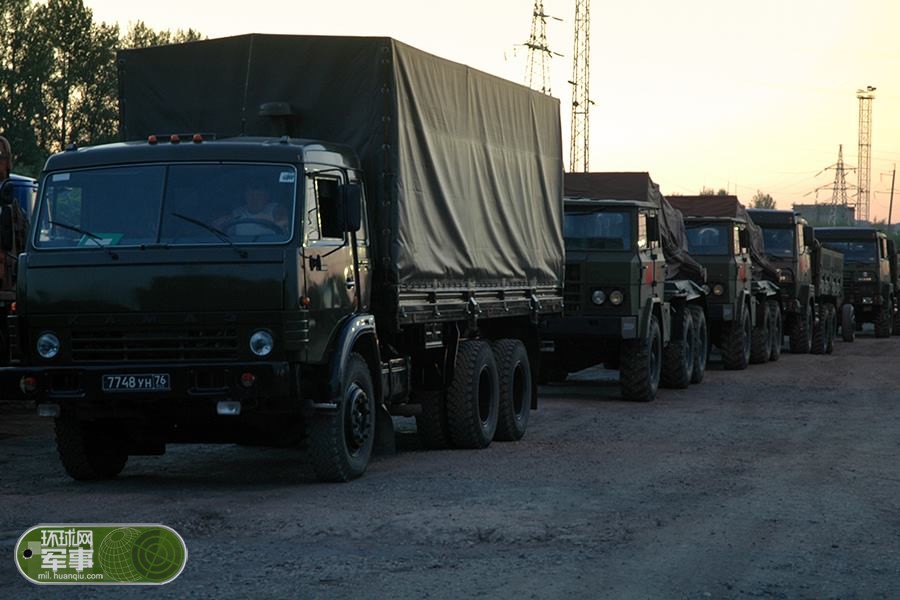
[170,134,180,144]
[10,301,16,314]
[192,133,203,144]
[301,296,311,308]
[148,135,158,145]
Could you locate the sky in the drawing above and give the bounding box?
[83,0,900,221]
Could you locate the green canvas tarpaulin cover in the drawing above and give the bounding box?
[118,34,564,308]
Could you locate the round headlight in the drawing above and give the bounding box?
[712,284,725,296]
[609,290,625,306]
[592,290,606,305]
[37,332,60,359]
[249,330,274,357]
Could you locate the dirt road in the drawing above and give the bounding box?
[2,332,899,599]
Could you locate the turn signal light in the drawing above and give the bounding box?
[20,376,38,394]
[240,372,256,388]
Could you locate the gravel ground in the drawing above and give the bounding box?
[1,330,899,599]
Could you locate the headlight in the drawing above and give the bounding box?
[712,284,725,296]
[37,332,60,359]
[609,290,625,306]
[777,269,794,284]
[856,271,874,282]
[249,330,274,357]
[591,290,606,305]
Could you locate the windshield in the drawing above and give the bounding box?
[685,223,731,256]
[819,240,879,264]
[564,210,632,250]
[761,226,795,258]
[35,163,297,249]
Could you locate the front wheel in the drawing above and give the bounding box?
[810,306,827,355]
[767,300,783,361]
[620,314,662,402]
[874,300,892,338]
[841,304,856,342]
[661,306,694,389]
[750,301,771,364]
[689,305,708,384]
[788,308,812,353]
[55,417,128,481]
[824,304,836,354]
[309,353,376,482]
[721,305,751,370]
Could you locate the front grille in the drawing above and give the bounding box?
[71,327,239,362]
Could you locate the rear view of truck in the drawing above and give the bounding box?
[14,35,564,481]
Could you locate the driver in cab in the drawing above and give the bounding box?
[214,182,288,236]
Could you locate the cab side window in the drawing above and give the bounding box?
[637,213,648,250]
[304,176,344,243]
[796,224,805,254]
[733,226,742,255]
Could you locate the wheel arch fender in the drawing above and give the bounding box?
[327,314,382,406]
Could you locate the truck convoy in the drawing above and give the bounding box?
[541,173,709,401]
[815,227,898,338]
[10,35,564,482]
[748,209,845,353]
[668,196,782,369]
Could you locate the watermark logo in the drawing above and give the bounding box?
[15,524,187,585]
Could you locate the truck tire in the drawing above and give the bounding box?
[446,340,499,449]
[841,304,855,342]
[824,304,836,354]
[309,353,376,482]
[415,390,451,450]
[767,300,782,362]
[491,339,531,442]
[721,305,751,370]
[55,417,128,481]
[749,301,771,364]
[810,307,827,355]
[620,314,662,402]
[788,308,812,353]
[688,305,708,384]
[661,306,694,389]
[874,300,892,338]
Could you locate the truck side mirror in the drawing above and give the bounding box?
[646,215,660,243]
[0,180,13,207]
[342,182,362,232]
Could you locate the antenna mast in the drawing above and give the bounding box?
[856,85,876,222]
[569,0,591,172]
[524,2,561,94]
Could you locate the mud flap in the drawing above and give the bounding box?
[373,403,396,456]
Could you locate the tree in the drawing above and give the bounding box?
[699,187,729,196]
[752,191,776,209]
[0,1,202,177]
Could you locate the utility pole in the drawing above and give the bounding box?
[856,85,876,222]
[568,0,592,172]
[889,165,896,227]
[524,1,562,95]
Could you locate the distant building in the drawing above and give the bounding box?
[792,203,856,227]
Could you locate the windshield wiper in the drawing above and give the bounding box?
[49,221,119,260]
[170,212,247,258]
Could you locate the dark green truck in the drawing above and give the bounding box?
[669,196,782,369]
[815,227,897,338]
[11,35,564,482]
[748,209,845,353]
[542,173,709,402]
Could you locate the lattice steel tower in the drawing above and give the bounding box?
[856,86,876,222]
[569,0,591,172]
[831,144,851,210]
[524,2,560,94]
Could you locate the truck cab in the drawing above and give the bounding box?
[679,216,781,368]
[815,227,895,337]
[543,193,708,401]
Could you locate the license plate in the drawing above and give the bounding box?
[102,373,171,392]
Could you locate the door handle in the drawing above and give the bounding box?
[346,277,356,290]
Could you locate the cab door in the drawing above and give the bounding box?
[302,172,357,363]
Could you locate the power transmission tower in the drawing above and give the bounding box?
[569,0,592,172]
[856,85,876,222]
[805,144,856,226]
[524,1,561,95]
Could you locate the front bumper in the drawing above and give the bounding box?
[17,361,301,418]
[542,315,639,340]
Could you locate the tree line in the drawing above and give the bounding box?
[0,0,201,177]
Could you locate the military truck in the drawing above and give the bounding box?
[669,196,782,370]
[0,174,35,361]
[11,35,564,482]
[747,209,845,353]
[815,227,896,338]
[541,173,709,402]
